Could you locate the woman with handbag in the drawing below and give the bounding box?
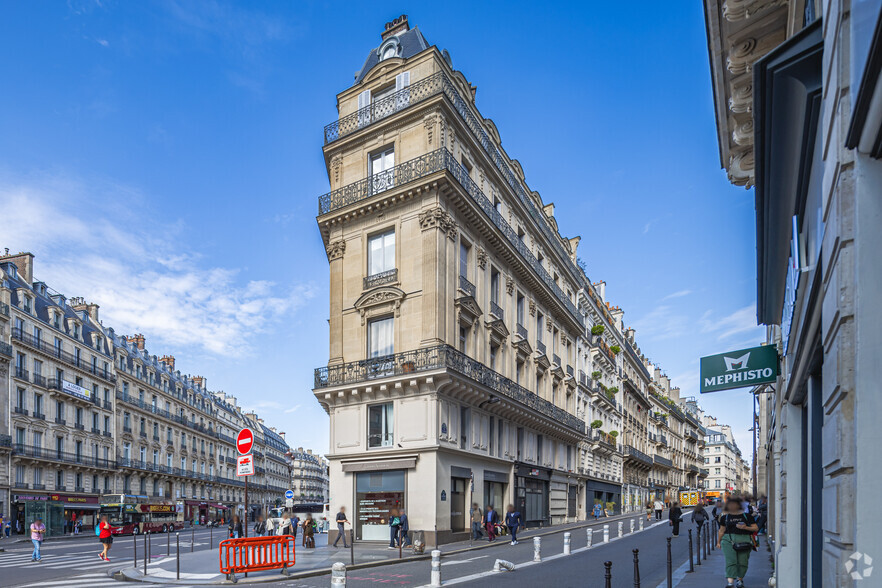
[715,497,759,588]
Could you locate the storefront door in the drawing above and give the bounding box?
[567,485,577,517]
[355,470,405,541]
[450,478,467,532]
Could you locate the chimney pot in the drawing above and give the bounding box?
[382,14,409,40]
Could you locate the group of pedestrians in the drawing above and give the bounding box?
[248,512,319,548]
[470,503,522,545]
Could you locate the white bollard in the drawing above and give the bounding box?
[603,524,609,543]
[630,519,635,534]
[639,516,644,531]
[331,562,346,586]
[430,550,442,587]
[586,528,593,547]
[493,559,516,572]
[563,532,571,555]
[533,536,541,562]
[617,521,623,538]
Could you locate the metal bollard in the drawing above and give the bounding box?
[633,549,641,588]
[148,531,151,561]
[331,562,346,586]
[167,529,170,557]
[143,532,147,576]
[493,559,515,572]
[687,529,694,573]
[639,516,644,531]
[563,532,571,555]
[350,529,355,567]
[618,521,623,538]
[586,527,593,547]
[603,524,609,543]
[666,537,673,588]
[710,520,716,551]
[604,561,613,588]
[133,532,137,569]
[697,525,702,565]
[210,524,213,549]
[706,521,712,557]
[430,550,442,587]
[191,523,195,553]
[630,519,635,534]
[533,536,541,562]
[176,533,180,580]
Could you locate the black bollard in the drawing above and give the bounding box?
[143,532,147,576]
[604,561,613,588]
[176,533,180,580]
[191,523,195,553]
[632,549,641,588]
[133,531,137,569]
[350,529,355,567]
[666,537,673,588]
[706,521,711,558]
[687,529,694,573]
[696,525,702,565]
[148,531,151,562]
[711,520,716,551]
[210,523,213,549]
[167,528,170,557]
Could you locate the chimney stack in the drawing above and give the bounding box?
[0,250,34,284]
[160,355,176,370]
[594,281,606,302]
[126,334,146,350]
[382,14,409,40]
[278,431,286,440]
[192,376,204,389]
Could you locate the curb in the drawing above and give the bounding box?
[114,512,669,585]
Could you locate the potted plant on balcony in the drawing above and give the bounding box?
[591,371,602,381]
[609,430,618,438]
[610,345,621,355]
[590,419,603,430]
[590,325,605,336]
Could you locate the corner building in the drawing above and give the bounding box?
[314,16,588,544]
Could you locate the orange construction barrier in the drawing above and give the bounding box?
[219,535,296,578]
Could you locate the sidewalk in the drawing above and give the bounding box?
[666,534,774,588]
[119,509,663,584]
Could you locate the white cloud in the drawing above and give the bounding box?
[700,305,760,341]
[96,38,109,47]
[0,171,315,357]
[662,289,692,300]
[283,404,302,414]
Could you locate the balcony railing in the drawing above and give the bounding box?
[516,323,528,340]
[0,341,11,358]
[566,365,574,377]
[536,340,546,355]
[624,445,653,466]
[314,345,584,434]
[489,300,504,321]
[13,444,115,469]
[318,147,582,327]
[458,275,476,298]
[363,268,398,290]
[0,301,9,316]
[14,366,29,381]
[322,72,587,305]
[653,455,673,468]
[11,327,115,383]
[33,373,47,388]
[552,354,561,367]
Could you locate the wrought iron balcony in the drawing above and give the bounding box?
[14,366,29,381]
[32,373,47,387]
[13,444,115,469]
[314,345,584,434]
[55,417,66,425]
[516,323,528,340]
[458,275,476,298]
[552,353,561,367]
[33,412,46,421]
[363,268,398,290]
[489,300,504,321]
[0,341,11,358]
[74,423,84,431]
[0,301,9,316]
[653,454,673,468]
[689,464,700,473]
[536,340,546,355]
[566,365,574,377]
[14,406,28,416]
[12,327,115,383]
[699,468,709,476]
[318,148,582,327]
[624,445,653,466]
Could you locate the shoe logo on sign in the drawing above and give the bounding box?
[723,352,750,371]
[845,551,873,581]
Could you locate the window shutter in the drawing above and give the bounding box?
[395,72,411,108]
[358,89,371,109]
[357,89,371,128]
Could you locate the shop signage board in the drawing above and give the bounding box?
[237,454,254,476]
[236,428,254,455]
[62,380,91,401]
[699,344,779,393]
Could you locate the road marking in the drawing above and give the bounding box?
[443,555,489,565]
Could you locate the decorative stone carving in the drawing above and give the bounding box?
[727,37,757,75]
[529,299,536,317]
[723,0,786,22]
[354,287,406,325]
[419,207,457,240]
[424,114,438,147]
[546,319,553,333]
[728,76,753,114]
[326,240,346,261]
[476,247,487,270]
[728,148,755,187]
[505,275,514,295]
[732,118,754,146]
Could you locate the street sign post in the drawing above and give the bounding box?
[286,498,293,508]
[236,427,254,540]
[237,455,254,476]
[285,489,294,500]
[236,428,254,455]
[699,344,779,393]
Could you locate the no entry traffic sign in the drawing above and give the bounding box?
[236,428,254,455]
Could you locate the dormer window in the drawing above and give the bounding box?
[378,37,400,61]
[23,296,31,313]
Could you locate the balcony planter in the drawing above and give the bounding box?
[590,420,603,430]
[610,345,621,355]
[401,361,416,373]
[590,325,605,336]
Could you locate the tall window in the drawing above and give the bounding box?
[517,293,525,326]
[368,403,394,448]
[369,148,395,193]
[368,230,395,277]
[459,242,470,278]
[537,313,544,344]
[368,317,394,358]
[490,268,500,305]
[461,407,470,448]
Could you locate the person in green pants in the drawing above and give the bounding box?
[715,497,759,588]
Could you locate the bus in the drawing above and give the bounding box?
[268,503,330,530]
[98,494,184,535]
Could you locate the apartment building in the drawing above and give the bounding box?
[0,251,291,536]
[702,419,745,494]
[287,447,329,504]
[314,15,588,544]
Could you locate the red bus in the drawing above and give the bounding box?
[98,494,183,535]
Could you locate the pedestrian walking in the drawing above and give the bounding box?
[399,508,411,546]
[654,499,664,520]
[504,504,521,545]
[691,502,709,532]
[228,515,243,539]
[484,505,499,542]
[291,515,299,538]
[470,503,483,539]
[3,517,9,538]
[278,513,292,536]
[0,514,4,541]
[716,497,759,588]
[388,508,401,548]
[302,514,316,548]
[668,501,683,537]
[712,500,723,519]
[645,501,653,521]
[30,516,45,562]
[253,515,267,537]
[593,502,603,520]
[98,514,113,561]
[756,496,768,535]
[266,513,275,536]
[333,506,350,547]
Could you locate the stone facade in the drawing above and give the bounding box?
[287,447,329,503]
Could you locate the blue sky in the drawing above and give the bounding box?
[0,1,763,459]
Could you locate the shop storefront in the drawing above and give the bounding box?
[13,493,98,537]
[449,466,471,534]
[586,480,621,515]
[482,470,508,512]
[353,470,405,541]
[515,464,550,526]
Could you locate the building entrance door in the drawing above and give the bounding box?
[450,478,467,532]
[567,485,577,517]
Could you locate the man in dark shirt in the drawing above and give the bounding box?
[332,506,349,548]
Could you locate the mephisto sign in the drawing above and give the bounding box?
[699,345,779,393]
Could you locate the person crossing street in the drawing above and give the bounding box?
[97,514,113,562]
[30,516,45,562]
[654,499,664,520]
[505,504,522,545]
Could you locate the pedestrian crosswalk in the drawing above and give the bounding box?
[8,572,199,588]
[0,550,118,571]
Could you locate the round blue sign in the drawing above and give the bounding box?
[285,490,294,499]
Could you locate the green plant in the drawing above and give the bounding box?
[590,419,603,430]
[610,345,621,354]
[591,371,602,380]
[593,498,602,505]
[605,502,616,512]
[607,386,619,395]
[609,430,619,438]
[590,325,605,336]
